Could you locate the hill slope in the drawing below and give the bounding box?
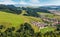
[0,11,24,27]
[0,11,40,32]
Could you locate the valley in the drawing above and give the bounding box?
[0,5,60,37]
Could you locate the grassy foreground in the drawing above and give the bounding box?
[0,11,24,27]
[0,11,40,32]
[0,11,58,33]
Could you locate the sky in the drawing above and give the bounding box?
[0,0,60,6]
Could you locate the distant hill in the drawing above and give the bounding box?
[2,4,60,16]
[40,5,60,10]
[0,4,22,14]
[0,4,50,17]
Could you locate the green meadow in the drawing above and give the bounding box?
[0,11,24,27]
[0,11,40,32]
[0,10,60,37]
[0,11,57,33]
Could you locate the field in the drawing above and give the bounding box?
[0,11,40,32]
[0,11,25,27]
[0,10,60,37]
[0,10,57,33]
[40,26,55,34]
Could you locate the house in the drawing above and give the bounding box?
[31,21,48,29]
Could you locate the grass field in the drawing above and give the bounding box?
[40,26,55,34]
[0,11,40,32]
[38,12,60,20]
[37,12,55,18]
[0,11,58,33]
[0,11,24,27]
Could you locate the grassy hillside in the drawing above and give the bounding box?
[0,10,59,33]
[0,11,40,32]
[0,11,24,27]
[0,5,60,37]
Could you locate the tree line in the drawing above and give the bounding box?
[0,4,22,14]
[0,4,51,17]
[0,23,60,37]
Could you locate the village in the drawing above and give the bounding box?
[30,16,60,29]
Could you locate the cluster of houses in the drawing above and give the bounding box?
[41,17,59,26]
[30,17,60,29]
[31,21,48,29]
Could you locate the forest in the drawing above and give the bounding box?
[0,23,60,37]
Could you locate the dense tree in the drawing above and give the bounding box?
[0,23,60,37]
[0,25,4,29]
[34,32,42,37]
[16,23,34,37]
[56,24,60,31]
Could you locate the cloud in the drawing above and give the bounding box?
[19,0,41,6]
[0,0,4,2]
[0,0,60,6]
[28,0,41,6]
[39,0,60,6]
[30,0,40,4]
[19,1,27,5]
[0,0,18,5]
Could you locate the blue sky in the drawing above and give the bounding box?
[0,0,60,6]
